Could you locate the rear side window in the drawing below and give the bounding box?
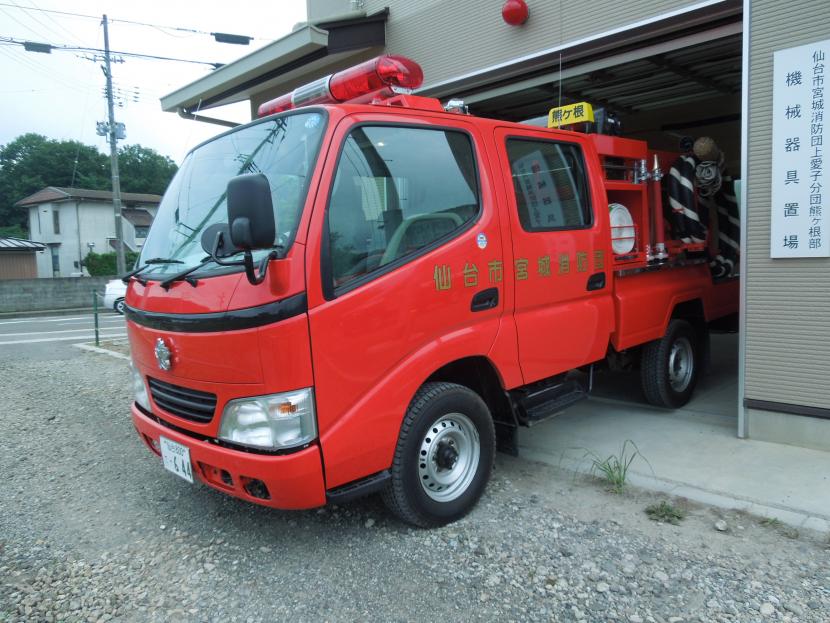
[506,138,591,231]
[327,125,479,289]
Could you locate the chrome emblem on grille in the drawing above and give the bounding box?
[154,338,172,371]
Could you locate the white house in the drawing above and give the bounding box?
[15,187,161,278]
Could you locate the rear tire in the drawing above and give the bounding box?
[382,382,495,528]
[114,298,126,315]
[641,319,700,408]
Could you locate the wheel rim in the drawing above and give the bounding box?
[116,299,125,314]
[668,336,694,392]
[418,412,480,502]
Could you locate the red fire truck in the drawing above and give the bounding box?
[126,55,738,527]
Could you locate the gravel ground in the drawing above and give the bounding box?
[91,340,130,356]
[1,353,828,623]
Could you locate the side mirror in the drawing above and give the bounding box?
[226,173,276,250]
[200,222,241,259]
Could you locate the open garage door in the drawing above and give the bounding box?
[437,17,744,429]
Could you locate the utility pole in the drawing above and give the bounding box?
[102,14,125,275]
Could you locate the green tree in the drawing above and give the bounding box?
[83,250,140,276]
[0,133,109,231]
[0,134,177,234]
[0,224,27,238]
[117,144,178,196]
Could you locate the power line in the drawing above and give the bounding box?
[0,35,224,67]
[0,2,96,22]
[0,2,264,42]
[7,0,81,46]
[15,0,88,46]
[0,43,91,92]
[71,45,224,68]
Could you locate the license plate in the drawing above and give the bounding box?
[159,436,194,484]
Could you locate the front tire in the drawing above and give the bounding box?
[114,298,126,315]
[640,319,700,408]
[382,382,495,528]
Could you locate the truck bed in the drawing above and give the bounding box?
[610,261,739,352]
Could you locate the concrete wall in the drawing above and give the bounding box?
[0,276,113,313]
[748,409,830,453]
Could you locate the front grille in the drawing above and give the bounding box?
[148,377,217,424]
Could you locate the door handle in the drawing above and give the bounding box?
[587,272,606,291]
[471,287,499,312]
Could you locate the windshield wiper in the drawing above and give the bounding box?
[121,257,184,284]
[158,255,228,290]
[158,244,284,291]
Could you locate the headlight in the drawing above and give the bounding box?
[130,362,151,411]
[218,388,317,450]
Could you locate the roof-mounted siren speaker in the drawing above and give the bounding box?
[609,202,636,255]
[257,55,424,117]
[592,107,622,136]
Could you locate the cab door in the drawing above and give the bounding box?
[494,127,614,385]
[304,112,505,488]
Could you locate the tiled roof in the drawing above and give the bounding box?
[14,186,162,207]
[0,237,46,252]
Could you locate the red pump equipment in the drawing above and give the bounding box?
[257,55,424,117]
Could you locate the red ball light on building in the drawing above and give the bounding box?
[502,0,529,26]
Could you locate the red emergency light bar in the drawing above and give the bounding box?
[257,55,424,117]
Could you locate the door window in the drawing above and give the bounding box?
[505,139,592,232]
[327,125,479,289]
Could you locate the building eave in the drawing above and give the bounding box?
[160,9,389,117]
[161,25,331,113]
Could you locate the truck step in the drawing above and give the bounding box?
[511,378,589,426]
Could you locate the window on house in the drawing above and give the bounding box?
[52,210,60,235]
[134,226,149,238]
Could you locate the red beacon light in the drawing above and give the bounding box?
[257,55,424,117]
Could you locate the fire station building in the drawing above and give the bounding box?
[160,0,830,451]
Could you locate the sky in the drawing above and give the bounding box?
[0,0,308,164]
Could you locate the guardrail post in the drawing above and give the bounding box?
[93,290,100,346]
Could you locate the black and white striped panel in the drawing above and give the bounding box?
[708,174,741,278]
[667,156,707,244]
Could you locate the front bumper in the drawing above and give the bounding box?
[131,403,326,510]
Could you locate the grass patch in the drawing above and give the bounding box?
[759,516,800,540]
[645,500,686,525]
[759,516,782,529]
[583,440,647,494]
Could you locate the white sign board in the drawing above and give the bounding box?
[771,39,829,258]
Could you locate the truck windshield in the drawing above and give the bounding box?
[138,111,326,277]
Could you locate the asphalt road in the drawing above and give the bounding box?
[0,310,127,362]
